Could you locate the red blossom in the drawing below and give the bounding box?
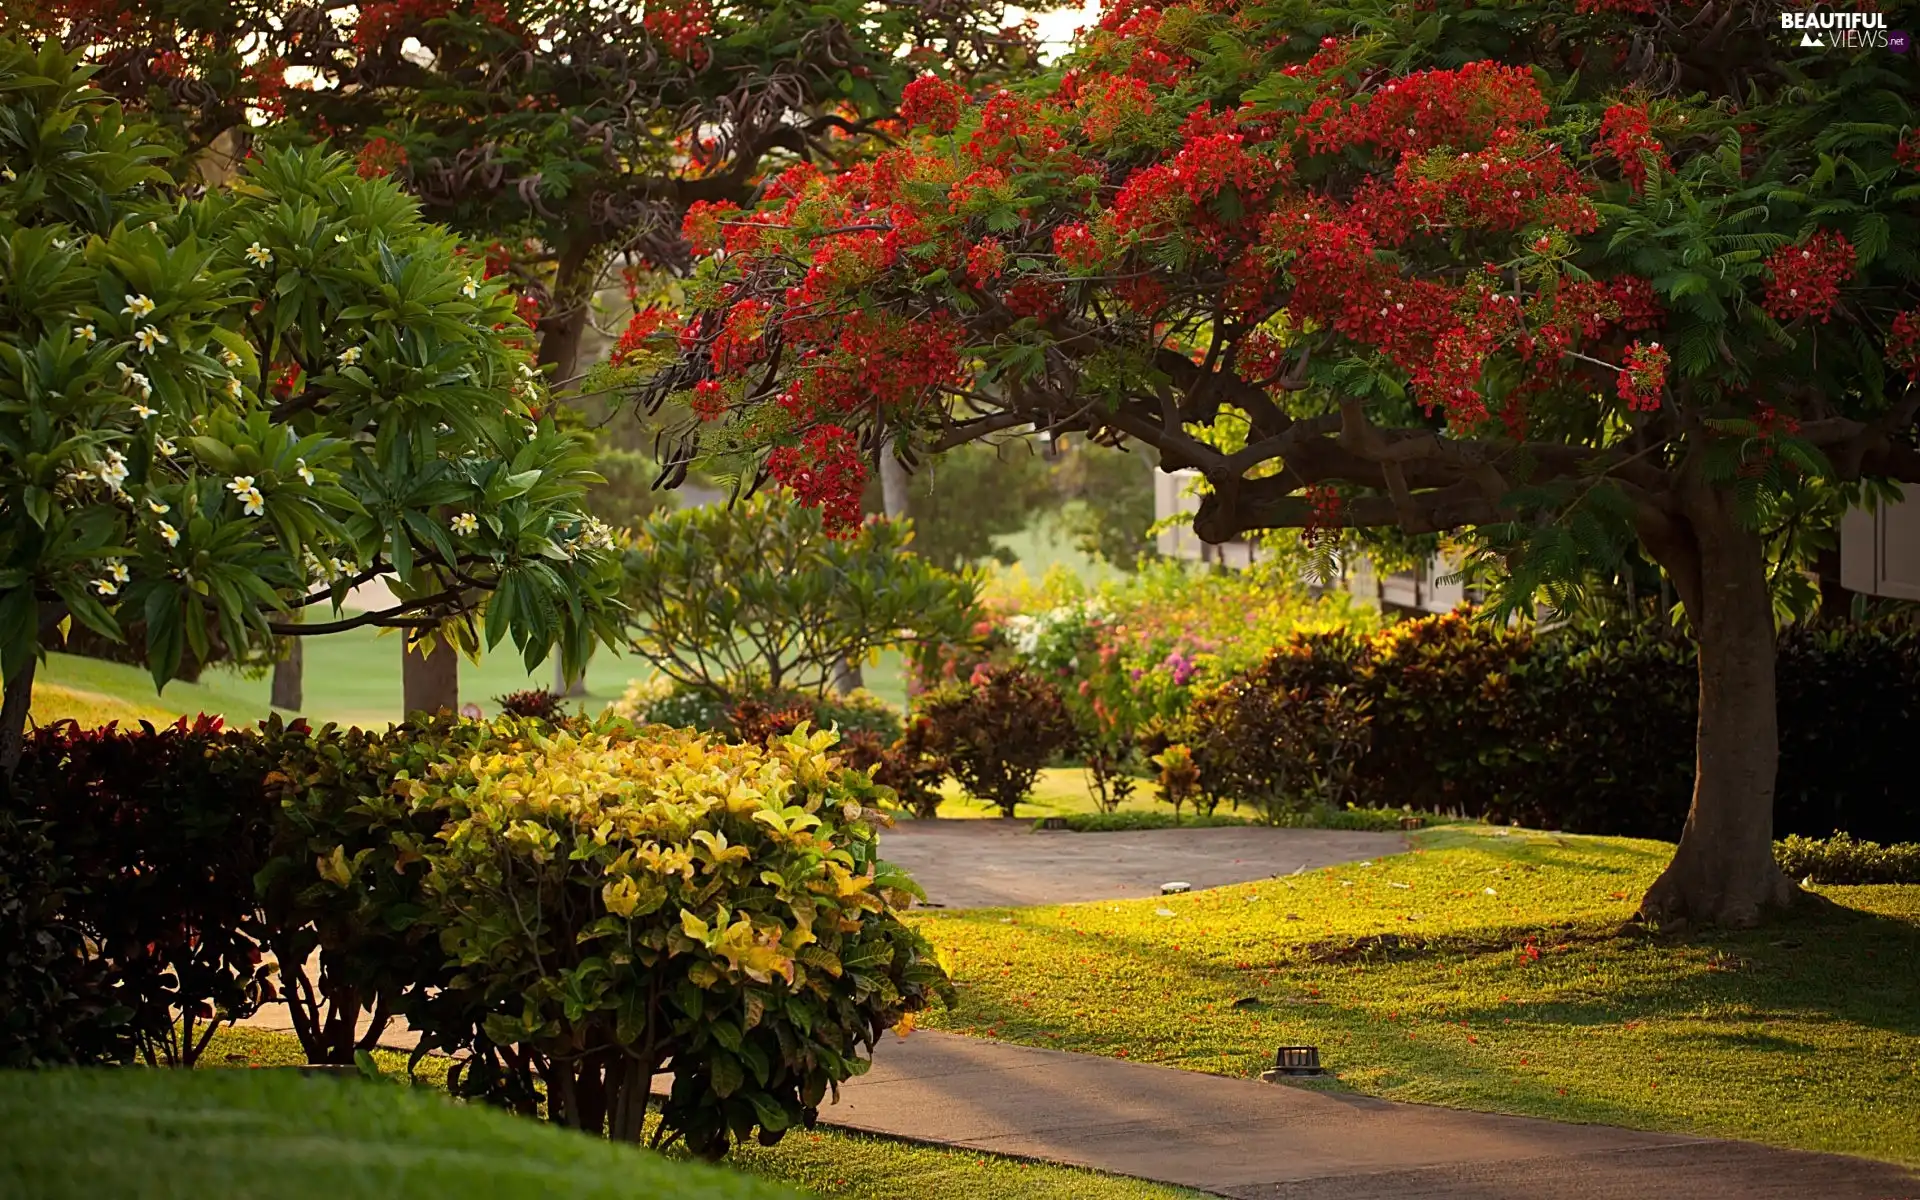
[1763,230,1855,323]
[901,74,967,134]
[1616,341,1668,412]
[1597,102,1669,192]
[1887,311,1920,382]
[611,306,671,367]
[767,425,868,533]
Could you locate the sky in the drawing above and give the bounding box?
[1015,2,1096,62]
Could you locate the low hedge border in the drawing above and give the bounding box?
[1775,833,1920,885]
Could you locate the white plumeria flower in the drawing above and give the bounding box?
[75,323,97,344]
[108,561,130,584]
[245,242,273,268]
[227,475,256,495]
[131,401,156,420]
[158,520,180,547]
[122,294,156,318]
[334,233,349,244]
[330,556,355,577]
[1,167,15,183]
[518,360,538,379]
[146,221,159,232]
[237,486,266,516]
[92,578,120,597]
[98,450,129,492]
[450,512,479,536]
[133,325,169,354]
[461,275,479,298]
[338,345,362,367]
[128,372,153,400]
[296,458,315,486]
[220,348,242,368]
[225,376,244,399]
[148,497,170,514]
[155,437,177,457]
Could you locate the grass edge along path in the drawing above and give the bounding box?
[908,826,1920,1168]
[183,1027,1203,1200]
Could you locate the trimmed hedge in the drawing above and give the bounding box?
[1198,614,1920,843]
[1775,833,1920,885]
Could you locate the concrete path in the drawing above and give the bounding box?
[825,1030,1919,1199]
[879,820,1404,909]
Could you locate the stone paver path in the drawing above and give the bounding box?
[825,1030,1918,1199]
[879,819,1404,908]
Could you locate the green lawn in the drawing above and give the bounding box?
[33,638,911,730]
[195,1027,1198,1200]
[908,826,1920,1166]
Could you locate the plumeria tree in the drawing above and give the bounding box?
[0,39,624,772]
[7,0,1050,388]
[644,1,1920,927]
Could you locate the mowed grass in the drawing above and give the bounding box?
[907,827,1920,1165]
[200,1027,1198,1200]
[32,638,912,731]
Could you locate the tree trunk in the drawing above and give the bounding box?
[1638,482,1797,929]
[536,240,596,390]
[553,657,588,699]
[403,631,459,716]
[0,653,35,780]
[880,437,911,522]
[271,619,303,711]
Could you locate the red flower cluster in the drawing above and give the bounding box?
[248,57,287,119]
[1898,131,1920,172]
[1309,62,1549,157]
[1053,223,1103,270]
[1597,102,1668,191]
[643,0,713,66]
[691,378,727,419]
[681,200,742,256]
[1077,75,1154,142]
[1616,341,1668,412]
[901,74,967,135]
[356,136,408,178]
[1886,311,1920,382]
[767,425,867,533]
[611,306,672,367]
[966,238,1008,282]
[1763,230,1855,324]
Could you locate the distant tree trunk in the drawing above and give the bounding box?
[832,657,863,695]
[536,239,596,390]
[0,655,35,781]
[553,657,587,698]
[403,631,459,716]
[1,603,64,779]
[271,613,303,711]
[880,438,911,522]
[1637,476,1796,929]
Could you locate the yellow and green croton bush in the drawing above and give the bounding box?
[385,717,950,1155]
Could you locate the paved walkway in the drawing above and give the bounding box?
[823,1031,1918,1199]
[878,820,1404,909]
[237,822,1918,1197]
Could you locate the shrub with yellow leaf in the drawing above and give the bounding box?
[391,716,950,1156]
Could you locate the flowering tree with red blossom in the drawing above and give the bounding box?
[643,0,1920,927]
[5,0,1049,389]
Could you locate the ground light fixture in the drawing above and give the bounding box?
[1261,1046,1328,1081]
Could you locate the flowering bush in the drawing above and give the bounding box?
[952,563,1380,805]
[0,40,621,771]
